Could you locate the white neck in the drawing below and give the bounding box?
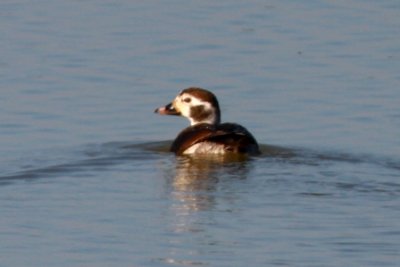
[189,116,219,126]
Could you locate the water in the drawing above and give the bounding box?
[1,0,399,266]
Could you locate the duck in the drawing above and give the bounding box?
[154,87,260,155]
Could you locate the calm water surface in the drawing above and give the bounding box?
[1,1,399,266]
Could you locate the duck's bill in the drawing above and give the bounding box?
[154,102,180,115]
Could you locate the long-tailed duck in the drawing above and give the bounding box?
[155,87,260,155]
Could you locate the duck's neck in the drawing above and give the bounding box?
[190,116,220,126]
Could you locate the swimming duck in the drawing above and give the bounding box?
[155,87,260,155]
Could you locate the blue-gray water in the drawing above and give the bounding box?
[1,1,399,266]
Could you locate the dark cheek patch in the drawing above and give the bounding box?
[190,105,211,122]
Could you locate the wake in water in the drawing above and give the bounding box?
[0,140,399,185]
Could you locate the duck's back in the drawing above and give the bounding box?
[170,123,260,155]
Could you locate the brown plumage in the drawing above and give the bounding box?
[155,87,260,155]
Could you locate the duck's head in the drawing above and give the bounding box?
[155,87,221,126]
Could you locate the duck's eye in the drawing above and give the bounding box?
[183,97,191,103]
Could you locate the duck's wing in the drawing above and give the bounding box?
[170,123,260,155]
[210,123,260,154]
[170,124,216,155]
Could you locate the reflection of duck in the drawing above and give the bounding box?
[155,87,260,155]
[169,155,251,212]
